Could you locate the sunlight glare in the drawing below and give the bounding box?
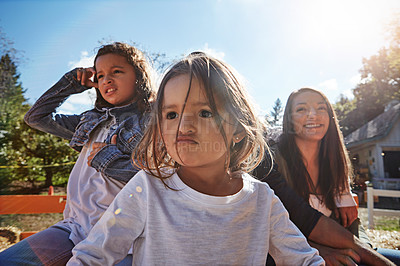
[300,0,394,52]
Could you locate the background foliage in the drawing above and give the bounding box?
[334,17,400,136]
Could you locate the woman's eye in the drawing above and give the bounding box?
[199,110,213,118]
[114,70,122,74]
[166,112,178,120]
[296,107,306,112]
[318,106,327,111]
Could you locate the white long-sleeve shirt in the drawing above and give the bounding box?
[68,170,324,266]
[56,119,126,245]
[309,192,357,217]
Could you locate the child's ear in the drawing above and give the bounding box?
[233,129,245,144]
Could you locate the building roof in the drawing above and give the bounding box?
[344,102,400,148]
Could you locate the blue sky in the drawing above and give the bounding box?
[1,0,400,116]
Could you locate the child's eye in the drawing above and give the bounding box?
[166,112,178,120]
[199,110,213,118]
[114,70,122,74]
[97,74,104,80]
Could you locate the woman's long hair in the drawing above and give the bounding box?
[278,88,352,211]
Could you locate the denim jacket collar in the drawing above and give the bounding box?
[70,101,142,151]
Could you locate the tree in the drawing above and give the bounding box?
[4,118,77,188]
[266,98,283,127]
[0,52,28,188]
[336,16,400,136]
[333,94,356,136]
[0,30,78,191]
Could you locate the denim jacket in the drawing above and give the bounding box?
[24,68,145,183]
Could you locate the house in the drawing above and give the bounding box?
[344,101,400,190]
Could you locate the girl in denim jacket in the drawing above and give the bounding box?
[0,42,155,266]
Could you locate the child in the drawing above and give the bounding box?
[0,42,155,266]
[67,52,324,265]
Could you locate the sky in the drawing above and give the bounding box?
[1,0,400,117]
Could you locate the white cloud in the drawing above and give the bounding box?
[58,52,97,114]
[317,78,338,91]
[202,43,225,60]
[58,89,96,114]
[342,89,354,99]
[68,51,95,70]
[349,74,361,86]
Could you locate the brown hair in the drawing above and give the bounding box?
[278,88,352,211]
[93,42,155,114]
[134,52,269,180]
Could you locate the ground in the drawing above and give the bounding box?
[0,208,399,252]
[358,208,400,250]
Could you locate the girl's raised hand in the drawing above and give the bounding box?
[76,67,98,88]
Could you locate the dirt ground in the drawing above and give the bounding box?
[358,207,400,250]
[1,208,399,253]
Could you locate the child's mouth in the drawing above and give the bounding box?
[176,136,197,144]
[106,88,116,94]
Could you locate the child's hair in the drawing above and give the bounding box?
[93,42,155,113]
[278,87,352,211]
[135,52,270,180]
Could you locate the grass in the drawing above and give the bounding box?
[358,207,400,231]
[372,216,400,231]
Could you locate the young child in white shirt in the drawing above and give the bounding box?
[67,52,324,265]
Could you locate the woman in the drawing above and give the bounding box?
[277,87,357,228]
[267,87,399,265]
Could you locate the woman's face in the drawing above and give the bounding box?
[290,91,330,142]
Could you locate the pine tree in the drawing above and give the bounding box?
[267,98,283,127]
[0,33,77,191]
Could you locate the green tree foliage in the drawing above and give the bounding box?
[333,94,356,136]
[0,52,28,188]
[0,30,77,191]
[336,17,400,136]
[266,98,283,127]
[0,54,26,135]
[5,118,77,188]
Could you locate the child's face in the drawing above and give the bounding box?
[161,74,237,168]
[95,53,137,107]
[290,91,330,142]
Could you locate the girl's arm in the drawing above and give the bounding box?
[88,117,145,183]
[24,68,91,140]
[254,164,323,237]
[67,172,147,265]
[267,192,324,265]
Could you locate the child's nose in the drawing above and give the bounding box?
[102,74,113,84]
[179,114,196,134]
